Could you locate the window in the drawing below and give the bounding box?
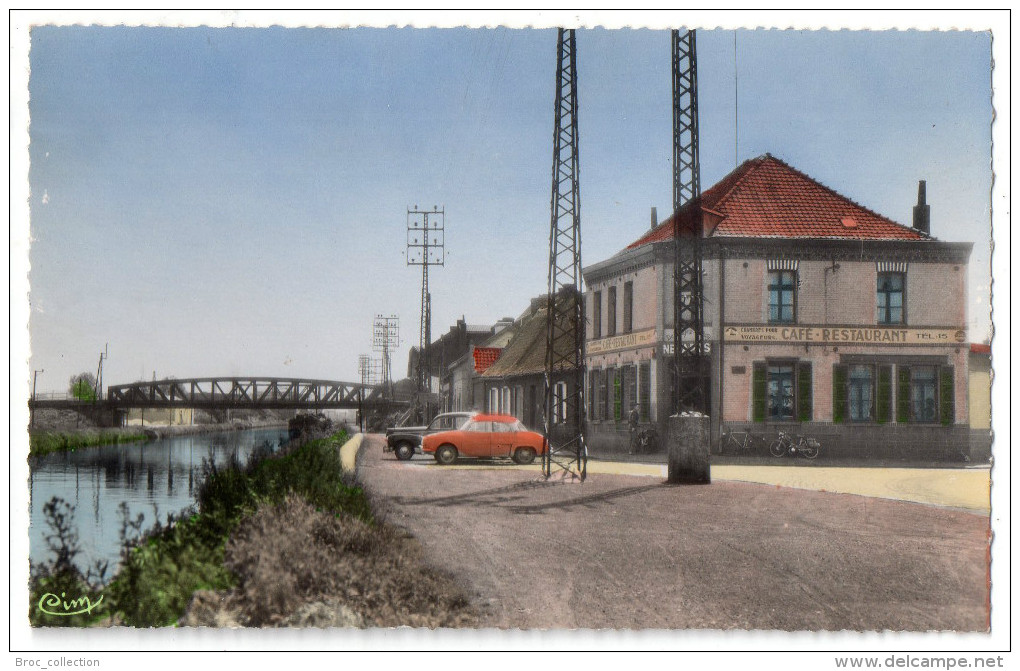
[501,386,511,414]
[639,361,651,422]
[553,381,567,424]
[488,388,498,413]
[767,364,795,420]
[877,272,905,324]
[588,369,600,421]
[623,365,637,419]
[768,270,796,323]
[593,290,602,339]
[910,366,938,423]
[623,281,633,333]
[607,286,617,336]
[613,369,623,422]
[603,368,614,421]
[848,365,874,422]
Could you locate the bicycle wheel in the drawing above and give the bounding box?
[769,438,787,458]
[800,440,819,459]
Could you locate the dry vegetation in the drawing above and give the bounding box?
[182,495,477,628]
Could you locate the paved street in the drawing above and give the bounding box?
[357,434,990,631]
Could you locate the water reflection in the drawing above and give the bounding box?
[28,428,289,575]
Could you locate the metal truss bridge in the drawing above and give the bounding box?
[31,377,403,411]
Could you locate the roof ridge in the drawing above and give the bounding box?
[705,154,770,212]
[757,154,929,238]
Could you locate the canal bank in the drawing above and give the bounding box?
[28,416,292,458]
[29,429,475,628]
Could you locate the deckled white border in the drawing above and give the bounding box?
[8,8,1011,665]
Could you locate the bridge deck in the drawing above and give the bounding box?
[33,377,408,411]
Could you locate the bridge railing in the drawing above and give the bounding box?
[104,377,400,410]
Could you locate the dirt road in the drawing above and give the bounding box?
[358,434,989,631]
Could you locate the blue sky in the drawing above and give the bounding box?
[23,22,994,392]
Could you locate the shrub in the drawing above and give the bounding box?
[104,430,368,627]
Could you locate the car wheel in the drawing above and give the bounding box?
[435,444,458,465]
[394,442,415,461]
[512,446,537,465]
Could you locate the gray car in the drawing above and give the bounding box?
[385,411,477,461]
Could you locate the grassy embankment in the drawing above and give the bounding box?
[30,429,363,626]
[31,429,474,628]
[29,431,149,458]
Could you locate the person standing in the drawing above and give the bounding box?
[628,404,640,455]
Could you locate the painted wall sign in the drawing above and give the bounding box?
[722,325,967,345]
[587,328,657,355]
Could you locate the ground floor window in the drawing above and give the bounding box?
[553,381,567,424]
[613,369,623,422]
[639,361,651,422]
[831,361,952,425]
[767,364,794,421]
[909,366,938,423]
[603,368,615,421]
[623,365,637,420]
[753,361,811,423]
[848,365,874,422]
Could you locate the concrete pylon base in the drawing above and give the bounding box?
[666,415,711,484]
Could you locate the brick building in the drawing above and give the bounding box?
[583,154,973,459]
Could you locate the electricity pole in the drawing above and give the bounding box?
[672,28,708,415]
[31,368,43,428]
[542,28,587,481]
[357,354,375,433]
[407,206,445,424]
[373,315,399,400]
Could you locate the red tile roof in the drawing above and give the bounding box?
[627,154,927,249]
[473,347,502,374]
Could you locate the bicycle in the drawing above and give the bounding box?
[634,427,660,454]
[720,429,766,454]
[768,431,821,459]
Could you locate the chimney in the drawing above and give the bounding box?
[912,180,930,236]
[650,207,658,230]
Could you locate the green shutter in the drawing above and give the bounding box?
[832,364,847,424]
[751,362,766,423]
[797,362,812,422]
[876,365,893,424]
[940,367,955,426]
[896,366,911,423]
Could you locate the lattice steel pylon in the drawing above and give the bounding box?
[407,206,444,422]
[671,28,710,414]
[542,28,587,481]
[372,314,399,399]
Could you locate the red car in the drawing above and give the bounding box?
[421,414,547,465]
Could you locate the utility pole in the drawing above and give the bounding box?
[358,354,372,433]
[93,344,108,401]
[31,368,43,428]
[407,206,445,424]
[669,28,711,485]
[671,28,708,415]
[542,28,587,481]
[373,315,399,400]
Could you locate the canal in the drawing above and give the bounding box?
[28,427,291,578]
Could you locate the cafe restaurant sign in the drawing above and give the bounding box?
[587,328,657,355]
[722,325,967,345]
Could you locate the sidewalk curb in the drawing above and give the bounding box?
[339,433,364,474]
